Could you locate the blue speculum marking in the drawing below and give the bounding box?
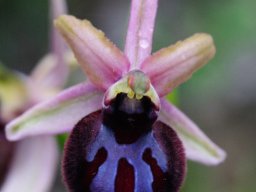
[87,125,167,192]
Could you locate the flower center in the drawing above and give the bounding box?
[127,70,150,99]
[104,70,160,110]
[103,93,157,144]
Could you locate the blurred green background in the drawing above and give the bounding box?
[0,0,255,191]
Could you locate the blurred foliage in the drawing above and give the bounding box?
[167,89,179,106]
[0,0,48,72]
[57,133,68,150]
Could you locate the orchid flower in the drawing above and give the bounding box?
[0,0,71,191]
[6,0,226,191]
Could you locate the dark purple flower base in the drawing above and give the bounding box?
[63,95,186,192]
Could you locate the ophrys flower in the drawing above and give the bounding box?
[6,0,226,191]
[1,0,71,191]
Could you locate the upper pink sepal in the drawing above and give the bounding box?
[55,15,130,90]
[5,82,103,141]
[124,0,158,68]
[159,99,226,165]
[141,33,216,97]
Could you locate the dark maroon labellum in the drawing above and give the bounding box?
[63,94,186,192]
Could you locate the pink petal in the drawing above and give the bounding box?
[55,15,130,90]
[29,54,64,102]
[124,0,158,69]
[159,99,226,165]
[6,82,103,141]
[50,0,67,54]
[141,33,216,97]
[31,0,68,89]
[29,52,79,103]
[0,136,58,192]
